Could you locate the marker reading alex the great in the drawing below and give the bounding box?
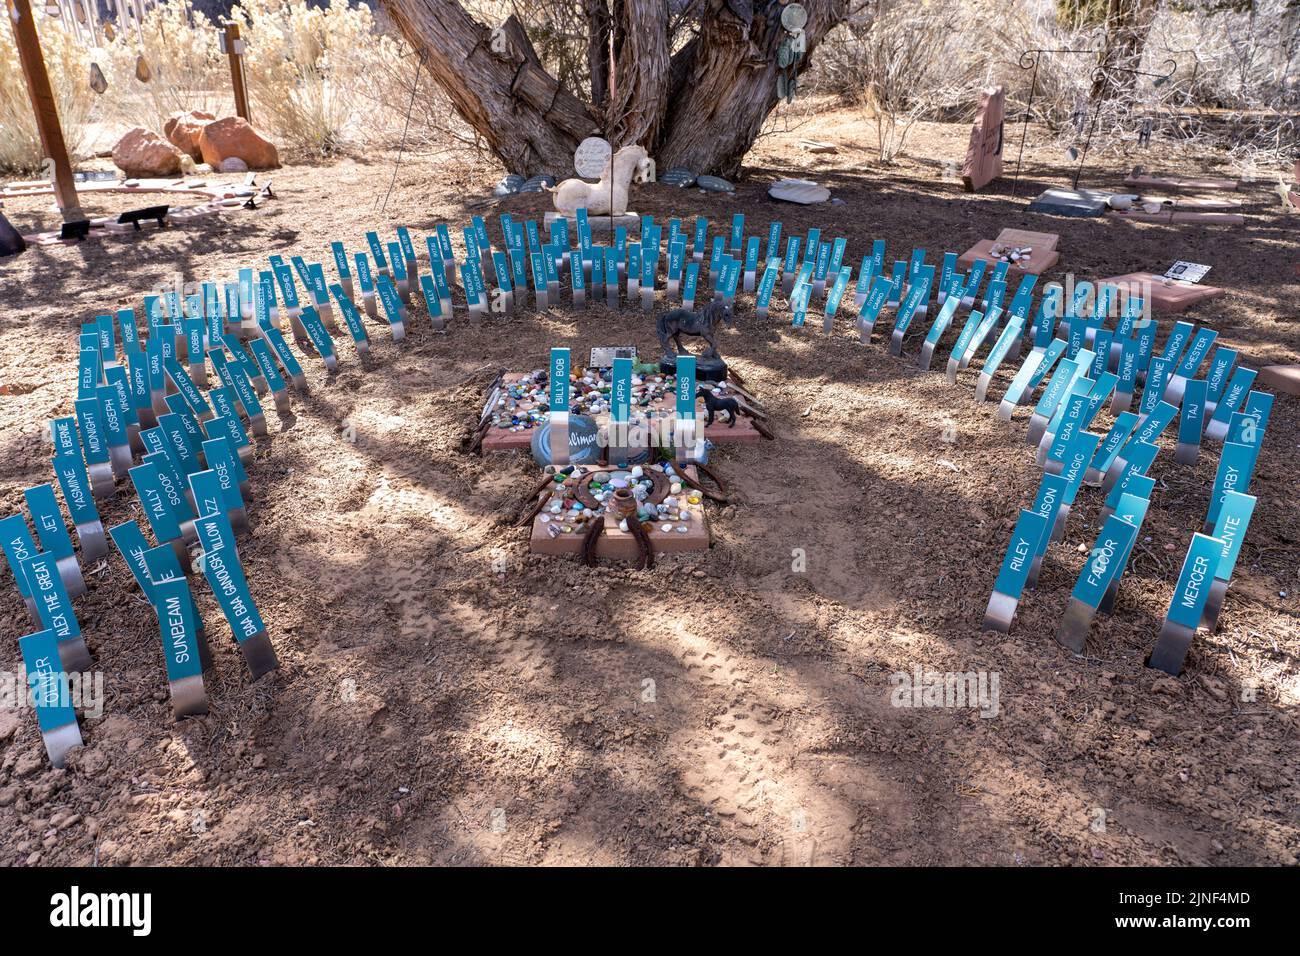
[19,628,83,768]
[1148,532,1224,676]
[983,508,1050,633]
[1200,490,1256,632]
[22,550,92,672]
[1055,514,1139,652]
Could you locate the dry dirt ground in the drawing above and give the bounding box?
[0,102,1296,867]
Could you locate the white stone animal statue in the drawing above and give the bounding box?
[551,145,652,217]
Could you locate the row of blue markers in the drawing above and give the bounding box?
[1,210,1275,764]
[983,301,1271,675]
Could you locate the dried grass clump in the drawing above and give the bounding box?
[0,12,96,173]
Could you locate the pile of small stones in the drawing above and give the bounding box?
[538,463,702,538]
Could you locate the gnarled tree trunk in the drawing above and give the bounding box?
[380,0,847,178]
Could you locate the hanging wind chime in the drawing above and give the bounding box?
[776,3,807,103]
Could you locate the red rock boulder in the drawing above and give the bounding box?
[112,127,183,178]
[164,110,216,161]
[198,117,280,171]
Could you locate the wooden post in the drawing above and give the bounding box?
[222,21,251,124]
[8,0,83,220]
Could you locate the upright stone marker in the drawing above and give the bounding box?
[961,86,1004,192]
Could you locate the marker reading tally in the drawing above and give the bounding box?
[984,508,1050,633]
[1055,514,1139,652]
[1148,533,1224,676]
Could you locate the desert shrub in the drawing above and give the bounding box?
[0,10,97,173]
[229,0,408,156]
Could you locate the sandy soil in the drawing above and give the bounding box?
[0,102,1297,866]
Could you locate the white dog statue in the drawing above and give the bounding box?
[551,145,652,217]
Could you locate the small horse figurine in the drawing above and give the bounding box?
[657,300,732,362]
[551,145,652,217]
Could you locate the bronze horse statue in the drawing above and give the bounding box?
[657,300,732,362]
